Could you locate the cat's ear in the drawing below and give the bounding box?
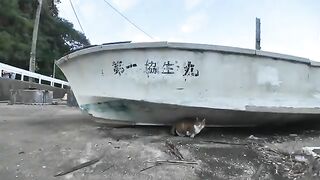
[202,118,206,123]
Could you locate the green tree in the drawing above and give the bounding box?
[0,0,90,80]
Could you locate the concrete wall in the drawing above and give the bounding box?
[0,78,67,101]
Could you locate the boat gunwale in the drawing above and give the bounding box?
[56,41,319,67]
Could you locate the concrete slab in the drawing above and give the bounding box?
[1,104,320,179]
[9,89,53,105]
[0,78,66,101]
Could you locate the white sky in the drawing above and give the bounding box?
[58,0,320,61]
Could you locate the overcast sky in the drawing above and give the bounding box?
[58,0,320,61]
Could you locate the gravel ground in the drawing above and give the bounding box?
[1,104,320,180]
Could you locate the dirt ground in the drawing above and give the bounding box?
[1,104,320,180]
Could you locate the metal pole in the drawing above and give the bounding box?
[52,60,56,78]
[255,17,261,50]
[29,0,43,74]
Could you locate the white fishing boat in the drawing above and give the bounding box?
[56,41,320,126]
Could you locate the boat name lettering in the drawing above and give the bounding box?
[126,63,137,69]
[145,60,159,75]
[112,60,200,78]
[112,61,125,76]
[183,61,199,77]
[162,61,175,74]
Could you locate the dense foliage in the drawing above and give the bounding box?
[0,0,90,80]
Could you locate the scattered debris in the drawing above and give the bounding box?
[51,101,58,105]
[200,140,247,146]
[248,135,260,140]
[101,165,114,173]
[251,164,264,179]
[54,157,101,177]
[61,93,67,101]
[302,147,320,157]
[140,160,198,172]
[253,143,320,179]
[18,151,25,154]
[294,155,308,163]
[289,134,298,137]
[165,140,184,160]
[140,164,158,172]
[147,160,198,165]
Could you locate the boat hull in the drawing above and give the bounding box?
[57,42,320,126]
[80,98,320,127]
